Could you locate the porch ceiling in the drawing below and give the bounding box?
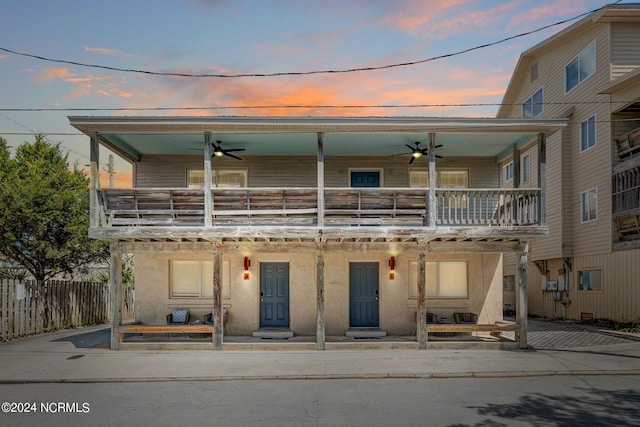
[68,116,566,161]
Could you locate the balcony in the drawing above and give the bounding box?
[92,187,544,243]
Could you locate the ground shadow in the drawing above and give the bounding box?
[51,327,110,348]
[450,387,640,427]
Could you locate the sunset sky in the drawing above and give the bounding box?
[0,0,631,185]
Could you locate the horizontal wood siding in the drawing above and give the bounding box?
[136,155,501,189]
[533,131,563,260]
[611,23,640,79]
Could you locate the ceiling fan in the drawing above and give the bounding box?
[211,140,245,160]
[392,141,443,164]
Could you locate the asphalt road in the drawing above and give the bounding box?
[2,375,640,426]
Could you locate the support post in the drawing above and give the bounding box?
[317,132,325,228]
[109,242,123,350]
[428,133,437,228]
[204,132,213,228]
[516,243,529,349]
[417,251,427,349]
[213,249,223,350]
[537,133,547,226]
[316,250,325,350]
[90,134,100,228]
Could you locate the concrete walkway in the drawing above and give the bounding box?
[1,319,639,383]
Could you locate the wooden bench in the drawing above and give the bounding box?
[425,323,520,342]
[119,324,215,343]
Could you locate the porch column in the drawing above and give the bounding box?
[417,251,427,349]
[213,249,223,350]
[109,241,123,350]
[90,134,100,228]
[512,143,521,189]
[316,249,325,350]
[428,133,437,228]
[204,132,213,228]
[537,133,547,226]
[317,132,325,228]
[516,243,529,349]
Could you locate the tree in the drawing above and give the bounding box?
[0,135,107,297]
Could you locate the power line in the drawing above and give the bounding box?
[1,100,638,112]
[0,2,621,79]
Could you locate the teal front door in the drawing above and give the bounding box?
[351,171,380,187]
[260,263,289,328]
[349,262,379,327]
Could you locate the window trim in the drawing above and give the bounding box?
[522,87,544,118]
[580,114,597,152]
[577,268,603,292]
[565,41,596,93]
[580,188,598,223]
[504,162,514,182]
[409,259,468,299]
[186,168,247,188]
[169,259,230,299]
[503,275,516,292]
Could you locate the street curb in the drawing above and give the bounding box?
[2,370,640,384]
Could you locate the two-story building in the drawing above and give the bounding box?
[69,116,565,349]
[498,3,640,323]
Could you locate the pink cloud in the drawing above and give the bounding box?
[84,46,121,55]
[36,67,76,82]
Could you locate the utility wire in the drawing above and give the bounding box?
[1,100,638,112]
[0,1,622,79]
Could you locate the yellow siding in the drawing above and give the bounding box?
[526,250,640,322]
[135,155,501,188]
[611,23,640,79]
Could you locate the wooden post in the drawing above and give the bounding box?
[204,132,213,228]
[316,250,325,350]
[428,133,437,228]
[317,132,325,228]
[90,134,100,228]
[537,133,546,226]
[516,243,529,349]
[213,249,223,350]
[109,242,123,350]
[512,143,520,189]
[417,251,427,349]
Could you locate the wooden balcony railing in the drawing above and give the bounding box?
[96,187,541,228]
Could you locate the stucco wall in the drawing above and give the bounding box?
[133,249,504,336]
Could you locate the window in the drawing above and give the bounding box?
[504,162,514,182]
[580,115,596,152]
[565,42,596,92]
[523,88,543,118]
[581,188,597,222]
[503,275,516,291]
[170,260,230,298]
[521,155,530,183]
[409,260,468,299]
[578,269,602,291]
[187,169,247,188]
[408,170,468,189]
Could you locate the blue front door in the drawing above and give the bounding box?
[260,263,289,328]
[351,171,380,187]
[350,262,379,327]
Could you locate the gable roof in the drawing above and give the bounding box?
[497,3,640,117]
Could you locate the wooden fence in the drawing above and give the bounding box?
[0,279,129,341]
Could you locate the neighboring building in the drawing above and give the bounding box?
[497,3,640,322]
[69,116,565,349]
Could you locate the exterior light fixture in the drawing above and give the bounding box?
[389,256,396,280]
[243,257,251,280]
